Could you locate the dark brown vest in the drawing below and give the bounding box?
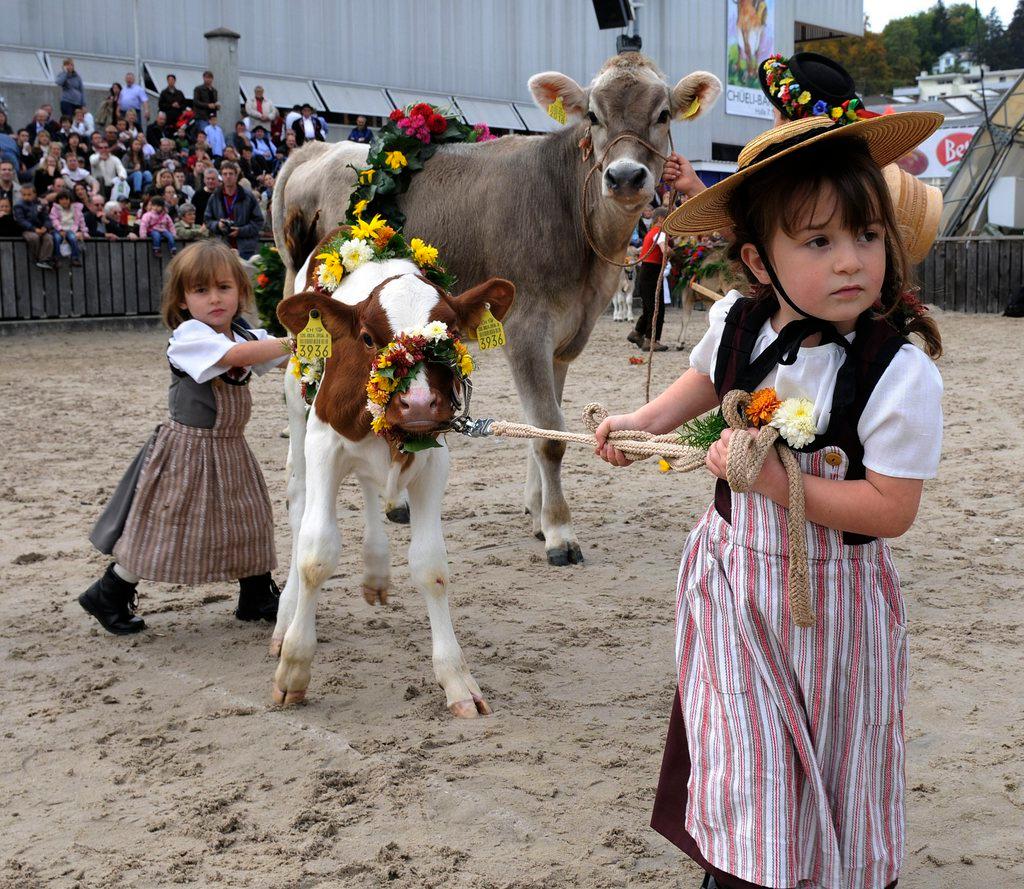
[712,295,907,546]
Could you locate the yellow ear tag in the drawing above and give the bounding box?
[296,309,332,359]
[680,98,701,119]
[547,96,567,125]
[476,306,506,351]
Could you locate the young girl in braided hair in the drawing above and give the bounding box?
[595,112,945,889]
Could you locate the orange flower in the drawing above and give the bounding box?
[256,273,270,288]
[746,387,782,427]
[374,225,396,248]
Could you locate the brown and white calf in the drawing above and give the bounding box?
[273,238,514,717]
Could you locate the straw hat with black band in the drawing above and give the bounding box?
[664,112,944,322]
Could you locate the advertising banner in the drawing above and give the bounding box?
[726,0,775,119]
[896,126,978,179]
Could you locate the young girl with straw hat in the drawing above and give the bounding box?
[595,111,945,889]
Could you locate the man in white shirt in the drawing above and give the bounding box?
[204,114,227,158]
[89,142,128,196]
[244,85,277,127]
[62,153,99,194]
[290,104,325,146]
[118,71,150,124]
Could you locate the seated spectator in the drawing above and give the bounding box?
[291,103,325,146]
[173,169,195,202]
[347,115,373,144]
[64,132,90,166]
[72,181,95,209]
[61,152,98,194]
[149,136,178,174]
[138,195,176,255]
[239,144,262,181]
[146,111,169,149]
[14,182,55,269]
[15,129,35,174]
[174,203,207,241]
[204,113,226,158]
[89,142,128,196]
[26,108,60,142]
[33,153,63,198]
[102,125,125,158]
[56,58,85,117]
[84,192,108,237]
[118,114,138,142]
[0,160,16,204]
[188,143,211,172]
[49,189,86,265]
[0,110,12,136]
[232,120,251,153]
[222,145,241,167]
[251,125,276,161]
[270,111,286,145]
[193,130,212,161]
[171,107,196,147]
[0,196,21,237]
[161,183,181,220]
[277,129,299,165]
[244,84,277,128]
[71,106,95,139]
[147,168,175,198]
[95,83,122,128]
[55,116,74,145]
[102,199,138,239]
[192,166,219,220]
[29,130,54,169]
[204,160,263,259]
[123,137,154,195]
[158,74,187,129]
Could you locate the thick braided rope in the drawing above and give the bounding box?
[488,403,706,471]
[721,391,814,628]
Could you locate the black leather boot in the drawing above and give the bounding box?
[235,573,280,622]
[79,564,145,635]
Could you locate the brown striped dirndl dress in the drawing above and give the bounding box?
[92,365,276,585]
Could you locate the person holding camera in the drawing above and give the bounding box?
[203,160,263,260]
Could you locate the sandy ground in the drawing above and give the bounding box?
[0,306,1021,889]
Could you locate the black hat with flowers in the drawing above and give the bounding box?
[759,52,877,125]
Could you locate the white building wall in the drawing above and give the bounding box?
[7,0,863,161]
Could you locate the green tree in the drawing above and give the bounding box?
[804,31,896,95]
[1002,0,1024,66]
[882,18,924,84]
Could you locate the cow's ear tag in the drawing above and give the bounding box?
[680,98,701,119]
[476,304,506,351]
[296,309,332,359]
[547,96,567,125]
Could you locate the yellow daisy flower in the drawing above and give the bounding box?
[409,237,439,267]
[353,199,369,217]
[350,213,387,241]
[384,150,408,171]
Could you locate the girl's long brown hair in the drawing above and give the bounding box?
[726,138,942,358]
[160,240,254,329]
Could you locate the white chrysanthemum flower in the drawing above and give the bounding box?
[402,325,425,339]
[769,397,817,448]
[316,262,342,292]
[340,237,375,272]
[366,399,384,418]
[423,320,448,341]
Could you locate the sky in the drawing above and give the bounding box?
[863,0,1019,30]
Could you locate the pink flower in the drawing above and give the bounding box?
[473,123,496,142]
[398,113,431,143]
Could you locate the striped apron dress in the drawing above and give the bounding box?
[652,296,909,889]
[91,328,276,585]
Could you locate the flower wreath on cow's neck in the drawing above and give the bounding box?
[290,218,473,453]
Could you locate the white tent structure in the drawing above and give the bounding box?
[941,72,1024,236]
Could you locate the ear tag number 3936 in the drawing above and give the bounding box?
[296,309,332,359]
[477,306,506,351]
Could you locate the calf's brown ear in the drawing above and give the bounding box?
[452,277,515,336]
[277,291,358,341]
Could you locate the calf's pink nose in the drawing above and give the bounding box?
[396,387,442,422]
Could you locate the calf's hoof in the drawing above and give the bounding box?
[385,503,410,525]
[546,542,584,566]
[448,695,492,718]
[362,585,389,606]
[271,682,306,706]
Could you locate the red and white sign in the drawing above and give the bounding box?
[895,127,978,179]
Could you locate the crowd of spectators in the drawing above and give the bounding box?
[0,59,354,269]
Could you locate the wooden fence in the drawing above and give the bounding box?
[919,237,1024,314]
[2,235,1022,322]
[0,237,168,321]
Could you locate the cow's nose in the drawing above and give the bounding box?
[397,389,440,412]
[394,387,445,427]
[604,160,649,193]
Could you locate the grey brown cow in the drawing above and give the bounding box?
[274,54,720,565]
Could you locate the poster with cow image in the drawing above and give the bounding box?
[726,0,774,119]
[895,126,978,179]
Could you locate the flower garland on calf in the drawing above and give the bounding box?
[345,102,497,229]
[366,322,474,453]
